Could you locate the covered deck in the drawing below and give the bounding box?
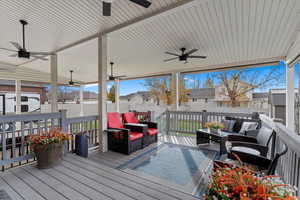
[0,0,300,199]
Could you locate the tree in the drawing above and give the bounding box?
[107,84,116,103]
[169,77,191,106]
[144,78,169,105]
[204,76,214,88]
[214,67,280,107]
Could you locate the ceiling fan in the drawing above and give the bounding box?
[102,0,152,16]
[108,62,126,81]
[164,48,207,64]
[68,70,81,86]
[0,20,53,61]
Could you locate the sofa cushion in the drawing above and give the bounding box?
[148,128,158,136]
[122,112,139,123]
[222,119,236,132]
[108,112,124,129]
[256,126,274,146]
[231,146,260,156]
[129,132,143,141]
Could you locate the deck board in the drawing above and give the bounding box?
[0,135,205,200]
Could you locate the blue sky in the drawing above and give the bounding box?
[83,61,299,96]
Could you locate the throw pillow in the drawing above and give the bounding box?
[239,122,259,134]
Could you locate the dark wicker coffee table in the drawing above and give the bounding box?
[196,129,231,155]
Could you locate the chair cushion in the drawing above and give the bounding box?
[122,112,139,123]
[129,132,143,141]
[148,128,158,136]
[107,112,124,129]
[239,122,259,134]
[231,146,260,156]
[256,126,273,146]
[222,119,236,132]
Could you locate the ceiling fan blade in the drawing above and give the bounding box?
[103,1,111,16]
[164,57,178,62]
[10,42,22,50]
[31,55,48,61]
[185,49,198,55]
[128,0,151,8]
[188,55,207,59]
[8,54,17,57]
[30,51,53,55]
[0,47,18,52]
[165,52,180,56]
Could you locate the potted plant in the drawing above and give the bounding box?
[206,162,297,200]
[28,129,71,169]
[205,122,224,133]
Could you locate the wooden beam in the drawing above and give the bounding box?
[80,85,84,116]
[50,54,58,112]
[115,79,120,113]
[286,62,295,131]
[98,35,108,152]
[15,80,21,114]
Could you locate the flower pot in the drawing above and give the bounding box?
[210,128,219,134]
[34,143,63,169]
[75,134,88,158]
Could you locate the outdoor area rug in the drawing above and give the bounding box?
[117,143,218,197]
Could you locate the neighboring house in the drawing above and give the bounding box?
[214,80,253,107]
[120,91,154,104]
[251,92,269,110]
[187,88,215,103]
[268,88,299,123]
[187,81,254,108]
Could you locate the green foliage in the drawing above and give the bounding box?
[107,84,116,103]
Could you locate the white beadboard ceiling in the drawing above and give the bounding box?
[0,0,300,83]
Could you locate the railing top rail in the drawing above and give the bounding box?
[0,112,61,123]
[275,123,300,155]
[167,110,253,116]
[260,114,300,155]
[65,115,98,124]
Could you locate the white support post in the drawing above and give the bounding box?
[80,85,84,116]
[15,80,21,114]
[98,35,108,152]
[115,78,120,112]
[172,72,179,110]
[286,62,295,131]
[50,54,58,112]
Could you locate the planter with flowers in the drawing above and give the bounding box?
[205,122,224,134]
[28,129,71,169]
[206,161,297,200]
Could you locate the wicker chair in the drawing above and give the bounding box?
[107,112,146,155]
[122,112,158,147]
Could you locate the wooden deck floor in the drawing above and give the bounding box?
[0,135,214,200]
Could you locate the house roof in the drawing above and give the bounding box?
[0,0,299,83]
[187,88,215,99]
[120,91,152,101]
[252,92,269,99]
